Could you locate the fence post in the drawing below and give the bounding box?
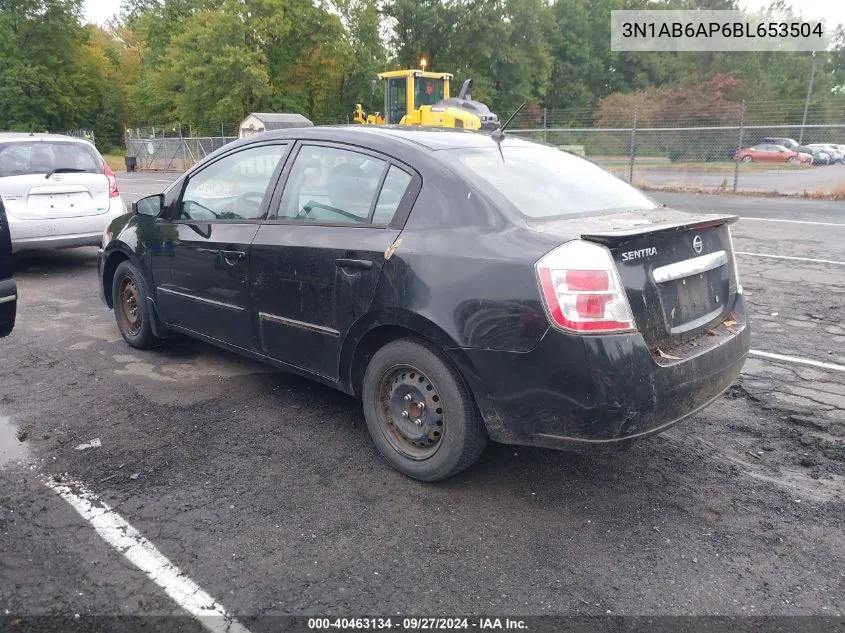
[543,107,548,144]
[221,123,225,138]
[628,110,637,184]
[733,101,745,193]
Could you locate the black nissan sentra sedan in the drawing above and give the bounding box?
[98,126,750,481]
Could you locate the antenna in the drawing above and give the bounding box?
[491,102,526,161]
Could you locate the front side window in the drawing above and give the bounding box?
[276,146,389,225]
[443,143,658,220]
[178,144,287,221]
[0,141,101,177]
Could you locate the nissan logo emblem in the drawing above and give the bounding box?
[692,235,703,254]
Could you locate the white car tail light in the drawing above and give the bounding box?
[104,162,120,198]
[535,239,635,334]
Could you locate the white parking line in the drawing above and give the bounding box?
[43,476,251,633]
[740,217,845,228]
[749,350,845,373]
[736,252,845,266]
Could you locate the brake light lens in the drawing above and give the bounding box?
[103,162,119,198]
[536,240,635,333]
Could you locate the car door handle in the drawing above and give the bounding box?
[219,250,245,260]
[335,258,373,270]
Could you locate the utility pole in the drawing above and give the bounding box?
[799,51,817,145]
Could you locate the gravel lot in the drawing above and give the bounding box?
[1,175,843,630]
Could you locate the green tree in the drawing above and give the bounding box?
[152,6,272,127]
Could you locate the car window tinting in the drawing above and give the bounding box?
[276,146,387,225]
[0,141,101,178]
[444,144,657,219]
[178,144,286,221]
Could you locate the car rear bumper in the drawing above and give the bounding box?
[452,294,750,448]
[8,197,126,252]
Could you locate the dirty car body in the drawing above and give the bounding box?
[97,126,750,479]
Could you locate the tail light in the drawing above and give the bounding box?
[103,162,120,198]
[535,240,635,333]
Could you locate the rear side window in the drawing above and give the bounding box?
[443,144,657,219]
[0,141,102,177]
[373,165,412,225]
[276,145,388,225]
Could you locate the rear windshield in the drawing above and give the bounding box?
[0,141,102,178]
[442,143,657,219]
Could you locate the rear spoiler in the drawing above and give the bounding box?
[581,214,738,247]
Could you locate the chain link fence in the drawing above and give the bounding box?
[506,99,845,196]
[124,99,845,197]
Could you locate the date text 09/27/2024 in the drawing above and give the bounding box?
[307,618,528,630]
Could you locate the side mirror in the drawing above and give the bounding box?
[133,193,164,217]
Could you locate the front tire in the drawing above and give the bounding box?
[111,260,163,349]
[361,338,487,481]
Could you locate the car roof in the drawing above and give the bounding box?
[0,132,92,144]
[235,125,535,152]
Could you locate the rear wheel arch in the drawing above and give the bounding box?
[342,313,469,397]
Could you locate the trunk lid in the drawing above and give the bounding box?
[0,173,111,220]
[531,208,740,350]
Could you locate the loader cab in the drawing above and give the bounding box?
[379,70,453,124]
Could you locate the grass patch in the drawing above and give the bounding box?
[634,181,845,200]
[633,161,813,173]
[102,153,126,172]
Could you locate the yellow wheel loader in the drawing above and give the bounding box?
[353,69,499,131]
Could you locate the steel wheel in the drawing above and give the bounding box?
[741,155,752,163]
[117,277,142,336]
[378,364,445,460]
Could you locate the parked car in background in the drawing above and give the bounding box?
[799,146,832,165]
[0,200,15,337]
[98,126,750,481]
[762,137,799,151]
[805,144,844,164]
[0,133,126,252]
[734,143,813,164]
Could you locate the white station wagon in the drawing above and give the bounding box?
[0,133,126,252]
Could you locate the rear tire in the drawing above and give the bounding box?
[111,260,163,350]
[361,338,487,481]
[786,156,797,164]
[741,155,752,163]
